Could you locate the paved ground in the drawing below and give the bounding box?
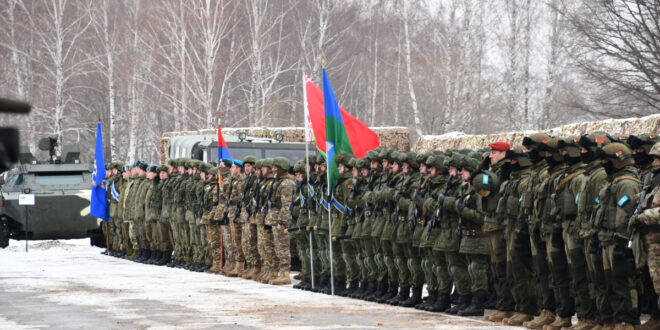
[0,239,517,329]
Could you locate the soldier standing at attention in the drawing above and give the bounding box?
[594,143,642,329]
[154,165,173,266]
[143,165,160,264]
[226,160,246,277]
[266,157,296,285]
[240,157,261,279]
[255,159,276,283]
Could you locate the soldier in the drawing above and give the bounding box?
[628,134,660,327]
[342,157,362,296]
[521,133,558,329]
[170,159,191,267]
[594,143,642,328]
[576,132,611,329]
[213,159,235,273]
[225,160,245,276]
[107,162,124,257]
[312,155,333,293]
[118,166,134,257]
[291,159,313,289]
[354,152,381,300]
[206,163,228,273]
[533,138,575,329]
[128,161,149,262]
[197,164,216,271]
[256,158,277,283]
[629,141,660,330]
[152,165,173,266]
[327,154,355,294]
[495,147,536,324]
[265,157,296,285]
[431,153,470,313]
[143,165,160,264]
[348,157,371,297]
[240,156,261,279]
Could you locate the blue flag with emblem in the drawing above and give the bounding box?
[90,122,109,222]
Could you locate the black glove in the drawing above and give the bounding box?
[456,199,466,215]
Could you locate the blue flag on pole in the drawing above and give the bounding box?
[90,122,109,222]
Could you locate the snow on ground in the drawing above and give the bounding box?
[0,239,515,329]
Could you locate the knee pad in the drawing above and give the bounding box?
[407,258,414,271]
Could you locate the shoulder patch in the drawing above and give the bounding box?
[617,195,629,207]
[482,174,489,185]
[595,197,600,204]
[575,193,579,205]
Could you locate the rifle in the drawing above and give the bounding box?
[425,178,452,240]
[221,176,234,225]
[247,174,262,218]
[455,195,466,243]
[261,173,278,225]
[234,173,253,221]
[628,171,653,248]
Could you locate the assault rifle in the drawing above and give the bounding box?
[629,172,653,248]
[425,178,452,240]
[246,173,262,218]
[234,173,254,221]
[261,173,278,225]
[221,177,234,225]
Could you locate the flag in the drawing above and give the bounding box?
[303,74,379,158]
[323,69,354,193]
[90,122,109,222]
[217,125,232,162]
[302,74,314,142]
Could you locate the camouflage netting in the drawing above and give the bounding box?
[415,114,660,152]
[160,127,410,163]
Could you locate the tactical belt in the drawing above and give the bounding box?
[462,228,485,237]
[263,224,272,230]
[376,211,383,216]
[397,216,407,222]
[366,210,373,217]
[440,222,457,229]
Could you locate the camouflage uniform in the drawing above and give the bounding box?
[240,164,261,278]
[265,157,296,284]
[228,170,246,274]
[256,159,276,282]
[329,156,355,292]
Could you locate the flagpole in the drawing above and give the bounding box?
[217,123,224,272]
[302,71,315,289]
[327,159,334,296]
[97,113,111,255]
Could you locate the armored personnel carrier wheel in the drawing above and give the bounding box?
[0,217,9,248]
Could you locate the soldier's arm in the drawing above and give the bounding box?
[614,182,641,239]
[278,180,295,226]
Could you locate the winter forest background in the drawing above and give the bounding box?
[1,0,659,164]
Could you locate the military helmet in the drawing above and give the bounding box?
[627,134,659,154]
[243,155,257,165]
[156,165,169,173]
[294,160,305,173]
[598,142,634,169]
[379,149,391,161]
[405,152,419,169]
[167,159,177,167]
[505,146,532,168]
[557,136,582,158]
[261,158,274,169]
[356,158,369,170]
[427,155,447,172]
[463,157,480,172]
[273,157,290,170]
[337,153,355,168]
[315,154,325,165]
[649,142,660,158]
[255,159,263,169]
[522,132,551,148]
[366,149,382,162]
[209,160,218,167]
[471,171,501,197]
[147,165,157,173]
[416,152,430,165]
[446,153,464,169]
[206,165,216,176]
[348,157,357,170]
[579,131,611,152]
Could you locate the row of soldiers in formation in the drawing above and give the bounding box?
[102,131,660,330]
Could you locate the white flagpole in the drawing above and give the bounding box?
[302,73,315,289]
[327,153,334,296]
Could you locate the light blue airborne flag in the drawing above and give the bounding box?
[90,122,109,222]
[323,69,353,194]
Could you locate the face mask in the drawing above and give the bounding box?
[633,152,652,167]
[528,150,542,164]
[563,154,581,166]
[603,161,616,175]
[545,156,559,168]
[580,151,594,164]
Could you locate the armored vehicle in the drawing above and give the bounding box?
[167,133,317,165]
[0,137,104,248]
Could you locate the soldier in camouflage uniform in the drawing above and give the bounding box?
[198,165,216,271]
[629,142,660,330]
[205,164,224,274]
[240,156,261,279]
[167,159,187,267]
[342,157,363,296]
[265,157,296,285]
[256,158,277,283]
[374,150,403,303]
[627,134,660,329]
[291,159,312,289]
[106,162,124,257]
[417,154,452,311]
[143,165,160,264]
[532,138,575,329]
[153,165,173,266]
[226,160,246,277]
[128,161,149,261]
[594,143,642,328]
[354,153,381,299]
[328,154,355,294]
[213,159,235,273]
[311,155,333,293]
[178,160,196,267]
[575,132,611,329]
[476,142,515,323]
[187,161,206,270]
[431,154,471,313]
[520,133,558,329]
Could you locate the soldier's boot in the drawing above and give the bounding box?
[206,261,221,274]
[523,309,556,329]
[255,267,269,283]
[293,273,303,281]
[148,251,161,264]
[221,261,234,275]
[332,278,347,295]
[484,290,498,310]
[387,286,410,305]
[348,281,365,298]
[610,322,634,330]
[245,266,260,279]
[426,293,451,312]
[140,250,152,263]
[357,279,375,299]
[415,290,437,310]
[269,270,291,285]
[375,283,398,303]
[158,251,172,266]
[542,317,572,330]
[261,269,278,284]
[293,277,309,290]
[240,265,253,279]
[226,262,243,277]
[342,281,360,297]
[313,275,329,293]
[129,249,142,261]
[166,256,177,267]
[638,317,660,330]
[457,295,485,316]
[506,313,535,326]
[365,280,386,301]
[485,310,514,323]
[447,294,471,314]
[399,286,423,307]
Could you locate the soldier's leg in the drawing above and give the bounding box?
[127,220,139,254]
[644,232,660,328]
[221,224,234,269]
[563,231,596,323]
[206,224,222,271]
[422,247,438,292]
[180,222,191,264]
[603,244,640,325]
[543,230,574,319]
[256,225,269,277]
[341,237,359,284]
[243,222,260,270]
[262,226,277,280]
[467,253,490,297]
[294,231,310,281]
[508,228,536,317]
[433,250,452,295]
[530,231,556,313]
[382,240,396,286]
[489,229,515,312]
[271,227,291,282]
[231,221,244,264]
[392,242,410,290]
[589,241,613,324]
[446,251,470,296]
